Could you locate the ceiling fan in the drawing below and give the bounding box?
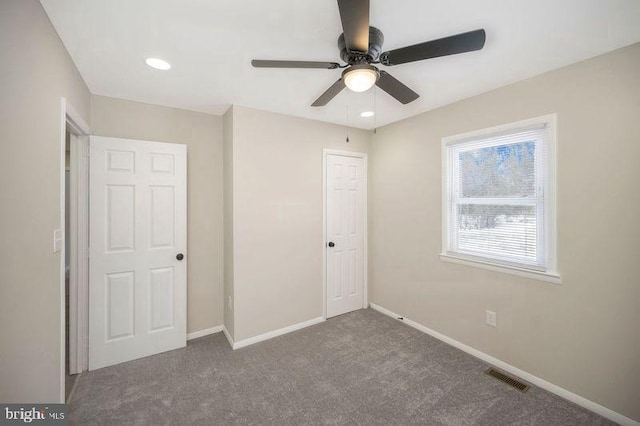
[251,0,486,107]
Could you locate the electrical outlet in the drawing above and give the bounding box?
[228,296,233,311]
[486,310,497,327]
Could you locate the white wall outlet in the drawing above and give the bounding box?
[53,229,64,253]
[486,310,497,327]
[228,296,233,311]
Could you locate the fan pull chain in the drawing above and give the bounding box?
[345,103,350,143]
[373,87,377,134]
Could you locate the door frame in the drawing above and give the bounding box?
[322,149,368,320]
[60,98,91,402]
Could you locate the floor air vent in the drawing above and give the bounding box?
[485,368,530,392]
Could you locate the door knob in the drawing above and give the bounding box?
[328,242,335,247]
[176,253,184,261]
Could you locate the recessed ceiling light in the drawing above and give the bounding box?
[145,58,171,70]
[360,111,375,118]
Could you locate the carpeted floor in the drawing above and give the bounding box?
[69,309,614,425]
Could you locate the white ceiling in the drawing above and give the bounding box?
[41,0,640,129]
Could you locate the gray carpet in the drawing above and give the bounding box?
[69,309,614,425]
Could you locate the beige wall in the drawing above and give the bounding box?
[90,95,224,334]
[0,0,91,402]
[229,106,372,341]
[222,107,235,337]
[370,43,640,421]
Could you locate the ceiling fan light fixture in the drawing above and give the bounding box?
[343,65,379,93]
[251,1,486,106]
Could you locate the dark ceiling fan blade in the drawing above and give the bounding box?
[380,29,486,66]
[337,0,370,53]
[251,60,340,69]
[376,71,419,104]
[311,78,346,107]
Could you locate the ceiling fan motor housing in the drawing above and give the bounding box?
[338,26,384,63]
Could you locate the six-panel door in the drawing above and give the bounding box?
[326,154,365,318]
[89,136,187,370]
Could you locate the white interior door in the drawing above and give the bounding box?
[89,136,187,370]
[326,152,366,318]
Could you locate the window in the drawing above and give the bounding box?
[442,115,558,283]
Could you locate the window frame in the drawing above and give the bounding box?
[441,114,560,284]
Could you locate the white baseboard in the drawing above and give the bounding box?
[222,325,234,348]
[370,303,638,426]
[231,316,325,350]
[186,325,223,341]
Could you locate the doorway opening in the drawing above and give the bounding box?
[64,129,74,399]
[60,98,90,402]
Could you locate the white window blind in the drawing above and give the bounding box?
[446,125,548,270]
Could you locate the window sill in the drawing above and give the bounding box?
[440,253,561,284]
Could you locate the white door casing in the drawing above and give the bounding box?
[89,136,187,370]
[325,152,366,318]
